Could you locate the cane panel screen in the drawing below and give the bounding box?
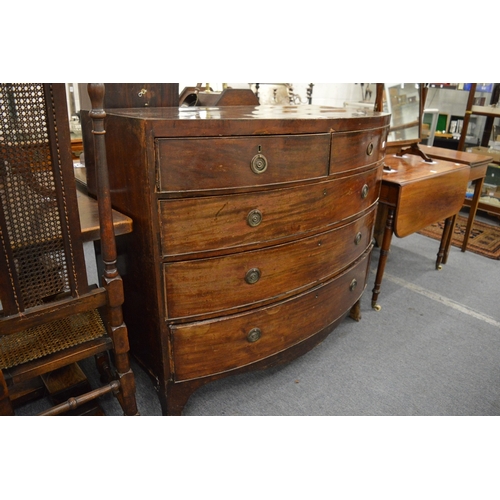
[0,83,85,316]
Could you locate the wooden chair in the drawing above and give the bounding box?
[0,83,138,415]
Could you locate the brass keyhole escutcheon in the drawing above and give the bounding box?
[251,154,268,174]
[247,209,263,227]
[349,279,358,292]
[247,327,262,343]
[366,142,374,156]
[354,232,362,245]
[245,268,261,284]
[361,184,369,199]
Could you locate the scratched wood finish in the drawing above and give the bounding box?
[157,134,330,193]
[101,105,390,415]
[160,166,381,259]
[164,208,375,320]
[171,250,371,381]
[104,105,390,137]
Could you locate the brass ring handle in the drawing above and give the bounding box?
[366,142,374,156]
[349,279,358,292]
[250,154,268,174]
[247,209,263,227]
[354,232,362,245]
[245,268,261,284]
[361,184,369,199]
[247,328,262,343]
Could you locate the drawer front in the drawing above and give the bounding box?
[330,128,387,174]
[164,208,375,320]
[156,134,330,193]
[160,165,382,258]
[171,249,371,381]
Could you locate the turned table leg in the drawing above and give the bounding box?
[371,206,395,311]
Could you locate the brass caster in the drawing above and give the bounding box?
[437,264,442,270]
[372,303,381,311]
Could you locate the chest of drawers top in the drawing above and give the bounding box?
[105,104,389,135]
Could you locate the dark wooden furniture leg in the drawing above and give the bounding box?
[0,371,14,416]
[436,215,454,269]
[461,177,484,252]
[161,379,209,416]
[442,177,485,264]
[441,214,457,265]
[371,206,395,310]
[349,299,362,321]
[88,84,139,416]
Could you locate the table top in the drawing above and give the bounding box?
[382,154,470,187]
[419,145,493,167]
[76,184,133,243]
[468,146,500,165]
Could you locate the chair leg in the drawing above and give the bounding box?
[95,350,139,415]
[116,366,139,416]
[108,323,139,416]
[95,352,113,383]
[0,370,15,416]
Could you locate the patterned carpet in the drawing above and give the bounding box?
[418,215,500,260]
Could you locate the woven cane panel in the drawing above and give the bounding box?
[0,84,70,309]
[0,309,106,369]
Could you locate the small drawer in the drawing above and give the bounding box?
[159,165,382,258]
[156,134,330,193]
[330,128,387,174]
[164,207,376,320]
[170,249,371,381]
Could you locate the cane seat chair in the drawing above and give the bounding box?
[0,83,138,415]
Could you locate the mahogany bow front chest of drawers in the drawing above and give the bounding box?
[97,105,390,415]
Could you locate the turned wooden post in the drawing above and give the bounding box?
[87,83,138,415]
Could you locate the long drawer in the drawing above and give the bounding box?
[159,164,382,258]
[170,249,371,381]
[164,207,375,320]
[156,134,331,193]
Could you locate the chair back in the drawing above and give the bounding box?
[0,83,90,332]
